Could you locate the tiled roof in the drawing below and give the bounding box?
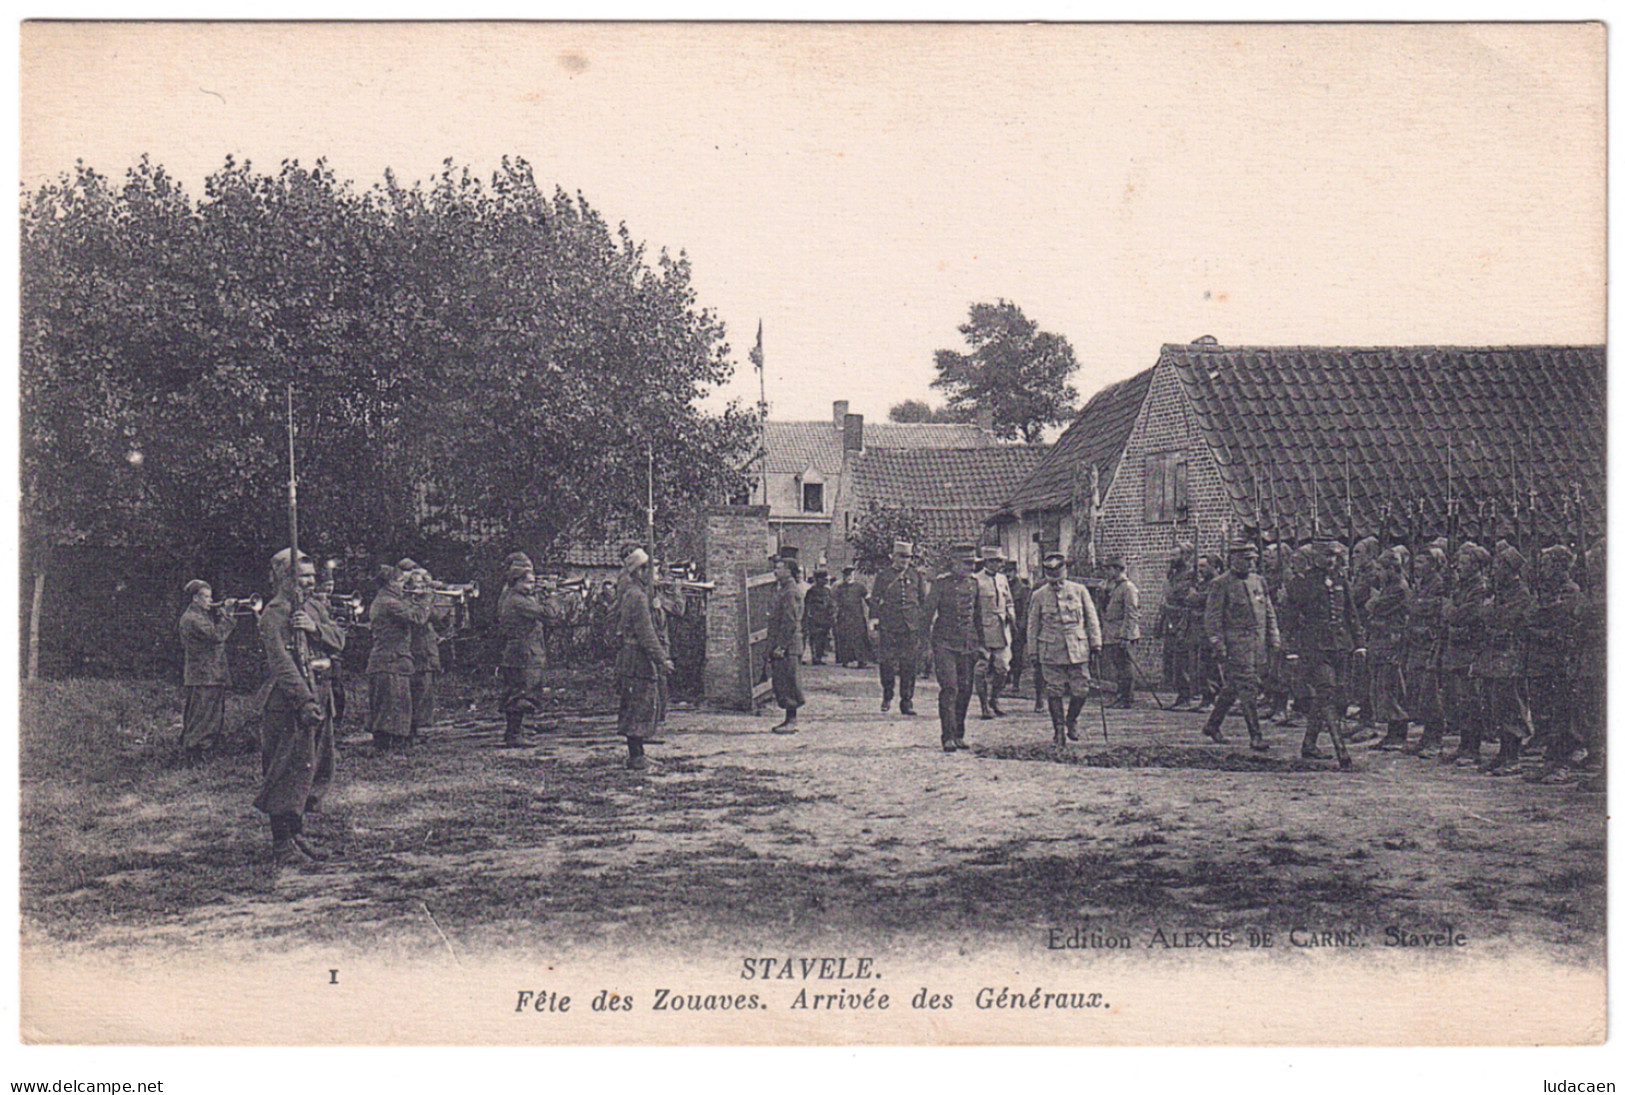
[1165,344,1607,540]
[762,420,999,475]
[848,446,1049,547]
[995,368,1155,516]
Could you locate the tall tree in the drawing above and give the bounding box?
[887,398,968,424]
[931,299,1080,443]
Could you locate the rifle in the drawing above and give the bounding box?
[286,383,316,696]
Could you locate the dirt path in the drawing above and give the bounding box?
[20,665,1605,965]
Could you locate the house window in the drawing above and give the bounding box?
[1144,451,1188,524]
[802,482,824,513]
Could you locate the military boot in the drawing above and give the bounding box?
[1048,697,1068,750]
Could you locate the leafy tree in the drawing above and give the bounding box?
[931,299,1080,443]
[887,398,968,424]
[847,501,932,575]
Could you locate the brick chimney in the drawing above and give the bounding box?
[833,400,849,430]
[843,413,864,453]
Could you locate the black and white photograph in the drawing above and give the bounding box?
[15,19,1607,1061]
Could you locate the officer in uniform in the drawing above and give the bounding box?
[1278,539,1364,770]
[1100,555,1141,708]
[765,546,805,733]
[1006,559,1032,699]
[923,543,986,753]
[1026,550,1103,749]
[497,552,566,746]
[366,563,430,753]
[254,549,346,867]
[869,540,928,715]
[803,568,834,665]
[1187,554,1224,712]
[1157,543,1196,709]
[972,546,1015,719]
[1199,543,1280,751]
[177,578,239,765]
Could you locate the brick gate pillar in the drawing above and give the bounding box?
[699,506,773,710]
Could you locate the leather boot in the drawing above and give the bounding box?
[1372,721,1409,750]
[503,712,527,747]
[1065,697,1083,741]
[1301,712,1329,760]
[1404,724,1443,758]
[1048,697,1068,749]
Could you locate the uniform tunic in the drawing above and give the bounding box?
[925,571,984,744]
[1279,567,1364,711]
[498,584,564,715]
[1402,573,1446,727]
[1363,573,1411,723]
[804,581,834,661]
[178,603,237,750]
[833,577,873,665]
[367,587,428,741]
[1470,572,1533,742]
[1027,579,1102,698]
[616,579,670,740]
[870,563,928,705]
[766,578,805,711]
[409,602,453,731]
[1439,572,1489,741]
[254,591,345,820]
[1203,571,1280,682]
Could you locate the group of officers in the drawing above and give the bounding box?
[758,529,1606,790]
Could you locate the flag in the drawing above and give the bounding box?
[749,320,763,372]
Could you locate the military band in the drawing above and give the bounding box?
[177,579,240,765]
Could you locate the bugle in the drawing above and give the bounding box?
[207,595,264,617]
[429,580,480,603]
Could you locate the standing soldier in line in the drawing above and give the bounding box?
[1198,543,1279,750]
[765,547,805,733]
[616,548,673,769]
[1364,546,1413,750]
[1522,544,1582,784]
[1006,558,1032,701]
[366,563,429,753]
[254,549,346,867]
[803,569,835,666]
[923,543,987,753]
[1475,542,1534,776]
[1278,539,1364,770]
[1347,535,1383,737]
[312,561,348,730]
[497,552,566,747]
[177,578,241,766]
[1186,554,1223,712]
[1437,542,1492,767]
[1259,543,1295,724]
[1027,549,1103,750]
[401,562,452,743]
[869,540,928,715]
[1158,543,1196,709]
[1400,546,1450,758]
[1574,539,1605,792]
[833,565,873,669]
[1100,556,1141,709]
[972,546,1015,719]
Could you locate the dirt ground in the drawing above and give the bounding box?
[19,664,1606,967]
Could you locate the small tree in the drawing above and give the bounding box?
[887,399,968,424]
[931,299,1080,443]
[847,501,932,575]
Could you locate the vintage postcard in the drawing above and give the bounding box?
[16,20,1606,1058]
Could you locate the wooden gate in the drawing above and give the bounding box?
[741,568,778,710]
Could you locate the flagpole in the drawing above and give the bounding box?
[752,320,768,509]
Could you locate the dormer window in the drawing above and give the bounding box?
[798,465,825,513]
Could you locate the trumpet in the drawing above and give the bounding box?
[323,591,369,627]
[537,575,587,593]
[429,580,480,603]
[207,595,264,617]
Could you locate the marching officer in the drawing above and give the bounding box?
[973,546,1015,719]
[804,569,834,665]
[833,565,873,668]
[765,546,805,733]
[870,540,928,715]
[177,578,239,765]
[1199,542,1280,751]
[254,549,346,867]
[1278,539,1364,770]
[1100,555,1141,708]
[923,543,986,753]
[1026,549,1103,749]
[497,552,566,746]
[366,563,430,753]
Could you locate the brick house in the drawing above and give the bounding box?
[990,341,1606,673]
[747,400,1002,566]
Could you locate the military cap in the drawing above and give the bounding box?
[812,569,829,580]
[892,540,914,557]
[1228,543,1259,558]
[625,547,651,571]
[772,544,799,562]
[270,547,312,579]
[841,565,856,575]
[396,557,420,573]
[1495,542,1525,570]
[1455,541,1492,568]
[1170,541,1195,562]
[950,542,979,560]
[504,551,534,572]
[1041,551,1067,572]
[183,578,209,598]
[403,568,431,594]
[978,545,1005,562]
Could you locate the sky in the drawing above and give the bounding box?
[20,22,1606,427]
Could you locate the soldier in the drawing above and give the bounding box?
[1522,544,1582,783]
[1259,543,1294,723]
[804,569,834,665]
[1157,543,1196,709]
[254,549,346,867]
[616,548,673,769]
[1187,554,1224,712]
[1475,543,1534,775]
[869,540,928,715]
[366,563,430,753]
[1400,546,1449,758]
[1100,556,1141,709]
[1348,535,1383,733]
[311,561,348,729]
[765,547,805,733]
[1027,549,1103,749]
[497,552,567,746]
[1006,560,1032,700]
[176,578,240,766]
[1199,543,1280,750]
[402,562,452,742]
[832,566,873,668]
[1364,546,1413,750]
[1278,539,1365,770]
[1438,542,1491,767]
[923,543,986,753]
[973,546,1015,719]
[1574,539,1605,792]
